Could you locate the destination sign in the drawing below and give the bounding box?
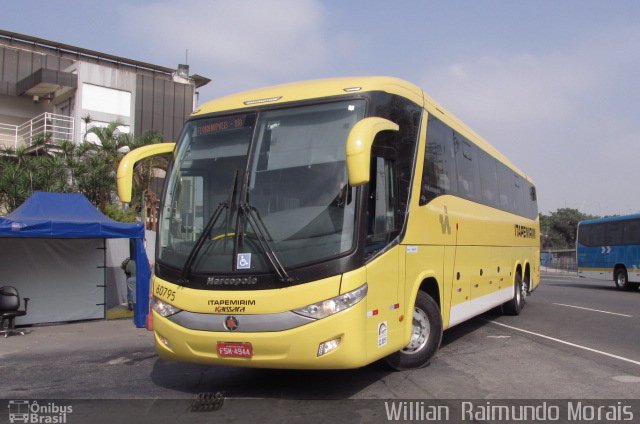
[196,114,254,136]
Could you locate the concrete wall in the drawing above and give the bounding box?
[0,95,51,124]
[74,62,137,143]
[135,74,194,141]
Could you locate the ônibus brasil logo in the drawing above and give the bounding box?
[7,400,73,423]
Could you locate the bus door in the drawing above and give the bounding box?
[364,147,402,357]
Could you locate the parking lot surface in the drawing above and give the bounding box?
[2,272,639,422]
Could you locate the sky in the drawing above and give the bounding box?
[2,0,640,216]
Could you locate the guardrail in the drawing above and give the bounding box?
[0,113,74,150]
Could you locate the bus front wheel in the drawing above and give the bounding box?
[614,267,639,291]
[385,291,442,370]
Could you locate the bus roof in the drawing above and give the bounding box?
[579,213,640,226]
[193,76,532,184]
[193,76,424,114]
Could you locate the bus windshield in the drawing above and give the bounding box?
[158,100,366,277]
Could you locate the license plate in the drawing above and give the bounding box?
[217,342,253,358]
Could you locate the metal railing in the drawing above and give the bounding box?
[541,249,577,273]
[0,113,74,150]
[0,122,18,149]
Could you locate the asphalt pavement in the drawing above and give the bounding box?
[2,272,640,423]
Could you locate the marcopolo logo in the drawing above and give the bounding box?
[7,400,73,424]
[224,316,239,331]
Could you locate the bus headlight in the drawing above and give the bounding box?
[152,296,182,317]
[292,284,367,319]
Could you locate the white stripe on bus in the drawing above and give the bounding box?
[448,286,513,327]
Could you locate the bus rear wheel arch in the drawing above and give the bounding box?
[384,290,442,370]
[523,263,532,293]
[614,266,639,291]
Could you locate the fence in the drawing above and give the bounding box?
[0,113,74,149]
[541,249,576,272]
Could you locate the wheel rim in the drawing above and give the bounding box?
[402,306,430,354]
[618,272,626,287]
[521,278,528,301]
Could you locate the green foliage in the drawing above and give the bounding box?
[540,208,599,250]
[103,203,138,222]
[0,147,73,211]
[129,130,168,213]
[0,122,168,218]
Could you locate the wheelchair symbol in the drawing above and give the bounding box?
[237,253,251,270]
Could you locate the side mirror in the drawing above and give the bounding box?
[345,117,399,186]
[117,142,176,203]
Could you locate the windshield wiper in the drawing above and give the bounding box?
[180,170,239,283]
[239,202,293,284]
[178,168,292,284]
[179,202,227,283]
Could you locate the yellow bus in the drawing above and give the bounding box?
[118,76,539,370]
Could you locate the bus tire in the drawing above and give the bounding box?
[614,267,639,291]
[502,271,525,315]
[385,291,442,371]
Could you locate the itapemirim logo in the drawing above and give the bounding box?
[7,400,73,424]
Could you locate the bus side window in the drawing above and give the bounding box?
[591,224,605,246]
[624,220,640,244]
[421,115,457,205]
[454,136,480,201]
[578,225,589,246]
[478,149,499,208]
[606,222,622,245]
[366,149,399,253]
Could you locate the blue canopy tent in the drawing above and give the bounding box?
[0,192,150,327]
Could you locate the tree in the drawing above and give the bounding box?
[76,122,132,210]
[83,122,131,169]
[0,154,29,212]
[0,146,72,212]
[540,208,599,250]
[128,130,168,216]
[0,121,169,221]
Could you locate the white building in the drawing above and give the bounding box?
[0,29,210,150]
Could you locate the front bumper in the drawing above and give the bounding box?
[153,299,370,369]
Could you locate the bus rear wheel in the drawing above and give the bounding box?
[385,291,442,371]
[502,271,525,315]
[614,267,639,291]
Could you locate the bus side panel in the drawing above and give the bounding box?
[451,200,536,326]
[402,197,457,329]
[577,244,612,280]
[406,197,539,328]
[532,245,541,290]
[626,245,640,282]
[362,245,404,362]
[403,244,446,333]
